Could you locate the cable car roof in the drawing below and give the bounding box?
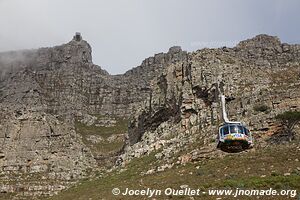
[220,122,243,127]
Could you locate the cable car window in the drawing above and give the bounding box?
[237,126,244,134]
[243,127,249,136]
[229,126,237,134]
[230,125,242,134]
[223,126,229,136]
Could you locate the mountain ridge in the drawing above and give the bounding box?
[0,33,299,198]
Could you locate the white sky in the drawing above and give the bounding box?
[0,0,299,74]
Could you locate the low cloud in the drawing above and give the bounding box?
[0,0,299,74]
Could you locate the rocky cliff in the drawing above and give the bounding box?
[123,34,300,166]
[0,34,188,197]
[0,34,299,198]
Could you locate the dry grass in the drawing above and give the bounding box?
[47,143,300,200]
[75,115,128,155]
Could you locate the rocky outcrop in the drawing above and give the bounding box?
[123,34,300,164]
[0,34,300,198]
[0,38,187,118]
[0,109,96,197]
[0,109,95,174]
[0,34,188,197]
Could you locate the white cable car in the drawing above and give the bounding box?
[217,95,253,152]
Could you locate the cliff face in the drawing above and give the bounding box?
[0,34,299,197]
[123,34,300,163]
[0,39,187,118]
[0,35,187,196]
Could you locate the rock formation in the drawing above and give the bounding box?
[0,33,299,198]
[0,34,188,197]
[123,34,300,164]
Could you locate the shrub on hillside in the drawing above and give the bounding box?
[275,111,300,141]
[253,104,270,113]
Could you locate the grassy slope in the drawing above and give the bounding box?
[75,116,128,155]
[48,143,300,200]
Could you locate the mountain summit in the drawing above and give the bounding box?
[0,34,299,198]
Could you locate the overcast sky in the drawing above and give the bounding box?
[0,0,299,74]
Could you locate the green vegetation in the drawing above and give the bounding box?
[253,104,270,113]
[275,111,300,141]
[218,175,300,189]
[75,116,128,138]
[47,144,300,200]
[75,115,128,155]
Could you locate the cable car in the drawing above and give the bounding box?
[217,94,253,152]
[217,122,253,152]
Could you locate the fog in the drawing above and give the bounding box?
[0,0,299,74]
